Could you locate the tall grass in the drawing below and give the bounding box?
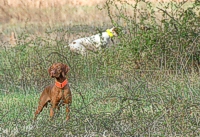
[0,0,199,136]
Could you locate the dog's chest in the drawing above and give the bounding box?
[57,90,65,99]
[51,88,68,100]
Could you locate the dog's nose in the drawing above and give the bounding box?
[50,70,55,77]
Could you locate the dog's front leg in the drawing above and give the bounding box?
[34,104,44,121]
[49,104,56,120]
[34,96,49,121]
[66,104,70,121]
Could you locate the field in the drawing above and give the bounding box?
[0,0,200,136]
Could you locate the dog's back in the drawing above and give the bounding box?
[66,27,119,55]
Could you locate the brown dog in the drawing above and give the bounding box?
[34,63,72,121]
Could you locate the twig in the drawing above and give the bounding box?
[156,7,181,31]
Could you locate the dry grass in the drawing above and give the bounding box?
[0,0,196,46]
[0,0,195,25]
[1,0,195,7]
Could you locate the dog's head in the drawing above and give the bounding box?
[108,27,120,37]
[109,27,127,37]
[48,63,70,78]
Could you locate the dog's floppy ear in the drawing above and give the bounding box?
[48,66,52,76]
[62,64,70,77]
[111,27,120,36]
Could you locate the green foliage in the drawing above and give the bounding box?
[0,0,199,136]
[0,75,200,136]
[99,0,200,71]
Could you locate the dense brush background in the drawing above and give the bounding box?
[0,0,199,136]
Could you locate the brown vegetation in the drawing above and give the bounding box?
[1,0,195,8]
[0,0,196,45]
[0,0,195,25]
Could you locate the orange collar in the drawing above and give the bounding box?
[55,79,68,89]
